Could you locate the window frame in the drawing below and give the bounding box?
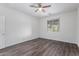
[47,19,60,32]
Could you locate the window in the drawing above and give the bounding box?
[47,19,59,32]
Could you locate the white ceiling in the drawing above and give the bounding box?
[0,3,79,18]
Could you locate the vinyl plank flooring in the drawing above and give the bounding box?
[0,38,79,56]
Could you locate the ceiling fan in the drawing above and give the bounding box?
[30,3,51,12]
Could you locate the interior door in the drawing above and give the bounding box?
[0,16,5,49]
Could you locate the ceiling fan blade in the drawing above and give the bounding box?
[38,3,42,7]
[42,5,51,8]
[35,9,39,12]
[30,5,38,8]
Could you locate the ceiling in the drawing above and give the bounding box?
[0,3,79,18]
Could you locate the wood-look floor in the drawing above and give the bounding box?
[0,38,79,56]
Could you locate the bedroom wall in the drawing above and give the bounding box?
[77,8,79,46]
[32,18,40,39]
[40,10,77,44]
[0,5,38,47]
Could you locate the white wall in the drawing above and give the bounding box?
[77,8,79,46]
[0,6,38,47]
[40,10,77,44]
[32,18,40,39]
